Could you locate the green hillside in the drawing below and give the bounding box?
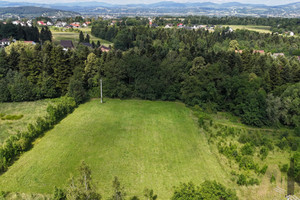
[0,6,78,18]
[0,99,231,199]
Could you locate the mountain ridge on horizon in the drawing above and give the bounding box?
[1,0,300,7]
[0,1,299,17]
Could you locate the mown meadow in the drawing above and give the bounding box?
[0,99,298,199]
[0,99,232,199]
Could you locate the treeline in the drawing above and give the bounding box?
[0,23,52,43]
[91,21,119,42]
[168,16,300,34]
[49,161,238,200]
[0,23,39,42]
[1,25,300,129]
[91,25,300,127]
[0,42,93,103]
[91,22,300,56]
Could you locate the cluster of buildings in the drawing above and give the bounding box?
[8,20,91,29]
[11,20,33,27]
[55,21,91,28]
[60,40,111,52]
[0,38,36,48]
[37,21,91,28]
[10,20,92,29]
[148,21,232,33]
[234,50,300,61]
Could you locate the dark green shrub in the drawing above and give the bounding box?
[0,79,10,102]
[241,143,255,156]
[130,196,140,200]
[8,72,33,102]
[236,174,259,186]
[237,174,247,186]
[277,137,289,150]
[218,143,241,161]
[260,146,269,160]
[260,165,268,175]
[280,164,289,173]
[248,178,259,186]
[1,114,23,120]
[289,137,300,151]
[239,156,257,170]
[171,181,238,200]
[270,175,276,183]
[67,78,87,104]
[295,126,300,137]
[0,191,8,198]
[198,116,204,127]
[53,186,66,200]
[291,152,300,183]
[41,76,58,98]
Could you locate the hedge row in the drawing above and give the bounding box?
[0,97,76,173]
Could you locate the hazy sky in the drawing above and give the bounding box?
[6,0,300,5]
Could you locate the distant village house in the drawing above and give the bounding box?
[100,45,111,52]
[60,40,74,51]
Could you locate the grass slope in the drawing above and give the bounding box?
[51,27,112,46]
[0,99,229,199]
[0,100,53,144]
[227,25,272,33]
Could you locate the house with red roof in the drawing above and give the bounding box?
[37,21,46,26]
[70,23,80,28]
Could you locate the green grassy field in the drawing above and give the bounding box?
[51,27,112,46]
[0,99,299,199]
[226,25,272,33]
[0,99,53,144]
[0,99,231,199]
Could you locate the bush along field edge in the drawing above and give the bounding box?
[192,105,300,193]
[0,96,77,173]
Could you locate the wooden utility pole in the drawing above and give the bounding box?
[100,79,103,103]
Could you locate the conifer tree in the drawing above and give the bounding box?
[85,34,90,43]
[79,31,84,43]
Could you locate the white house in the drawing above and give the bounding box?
[0,38,16,47]
[47,21,53,26]
[12,21,20,25]
[290,32,295,36]
[165,24,173,28]
[27,20,32,27]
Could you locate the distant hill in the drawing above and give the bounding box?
[49,1,300,17]
[0,6,79,18]
[0,1,299,17]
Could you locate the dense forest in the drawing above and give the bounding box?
[92,20,300,56]
[0,22,299,129]
[0,23,51,43]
